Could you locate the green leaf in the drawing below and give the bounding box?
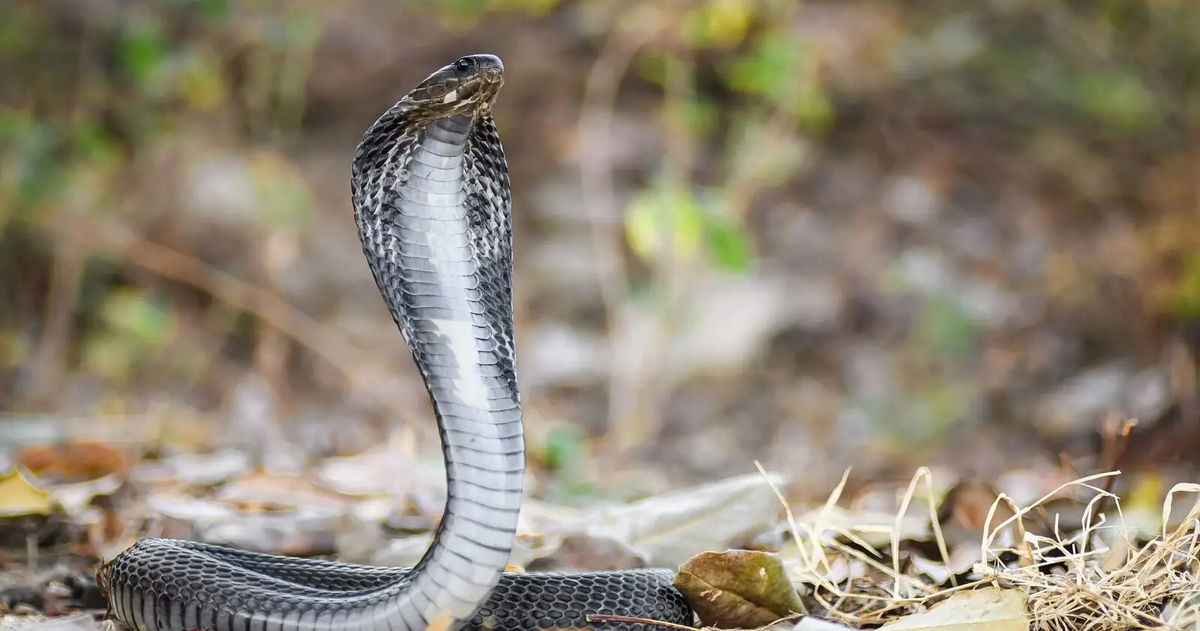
[1072,71,1156,133]
[722,32,831,130]
[119,20,167,84]
[683,0,753,47]
[705,214,753,272]
[102,288,173,347]
[623,184,705,263]
[70,117,119,163]
[544,425,585,471]
[541,425,595,502]
[196,0,230,20]
[626,183,755,272]
[724,34,800,96]
[635,50,669,85]
[1168,253,1200,321]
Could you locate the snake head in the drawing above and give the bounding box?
[406,54,504,116]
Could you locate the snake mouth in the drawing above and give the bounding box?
[407,54,504,115]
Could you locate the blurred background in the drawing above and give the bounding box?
[1,0,1199,508]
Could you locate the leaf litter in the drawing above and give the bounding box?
[742,468,1200,631]
[0,439,1198,631]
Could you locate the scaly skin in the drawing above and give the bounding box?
[99,54,693,631]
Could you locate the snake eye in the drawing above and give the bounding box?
[454,58,473,73]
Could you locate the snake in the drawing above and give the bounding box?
[98,55,694,631]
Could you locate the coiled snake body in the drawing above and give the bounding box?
[99,55,693,631]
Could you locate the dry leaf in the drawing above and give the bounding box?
[0,468,53,516]
[794,504,928,549]
[881,587,1028,631]
[141,470,354,555]
[674,549,805,628]
[581,473,785,566]
[19,441,127,483]
[216,469,353,511]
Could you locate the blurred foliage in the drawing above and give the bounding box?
[82,288,175,382]
[625,182,752,273]
[0,0,323,397]
[536,424,597,503]
[1172,254,1200,322]
[0,0,320,216]
[0,0,1197,476]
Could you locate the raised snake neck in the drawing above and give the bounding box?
[99,54,693,631]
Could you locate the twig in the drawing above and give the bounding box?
[25,222,86,406]
[103,225,353,373]
[578,2,668,453]
[1087,415,1137,533]
[77,220,417,421]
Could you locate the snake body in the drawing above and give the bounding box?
[99,55,693,631]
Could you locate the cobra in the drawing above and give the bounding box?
[99,55,694,631]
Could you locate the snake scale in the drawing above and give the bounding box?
[98,55,694,631]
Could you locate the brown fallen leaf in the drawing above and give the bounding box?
[881,587,1028,631]
[19,441,127,483]
[674,549,805,628]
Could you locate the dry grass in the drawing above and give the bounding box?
[764,465,1200,630]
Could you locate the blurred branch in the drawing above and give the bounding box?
[724,91,805,220]
[75,220,418,422]
[578,2,684,453]
[25,223,87,406]
[578,3,647,314]
[1086,415,1136,535]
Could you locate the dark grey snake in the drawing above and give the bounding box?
[98,55,693,631]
